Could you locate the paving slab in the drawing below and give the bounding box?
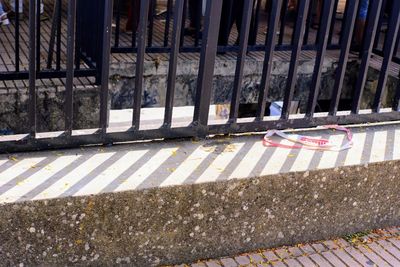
[182,227,400,267]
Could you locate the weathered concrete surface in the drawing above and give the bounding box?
[0,85,100,134]
[109,55,399,111]
[0,161,399,266]
[0,123,399,266]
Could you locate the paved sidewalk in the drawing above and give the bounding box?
[176,227,400,267]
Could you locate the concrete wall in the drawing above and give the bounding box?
[0,160,399,266]
[0,86,100,134]
[109,57,399,112]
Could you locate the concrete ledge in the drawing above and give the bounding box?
[0,123,399,265]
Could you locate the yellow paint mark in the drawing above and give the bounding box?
[9,156,18,162]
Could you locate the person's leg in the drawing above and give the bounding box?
[218,0,235,46]
[188,0,201,28]
[10,0,24,13]
[312,0,322,28]
[232,0,245,45]
[355,0,369,46]
[126,0,140,32]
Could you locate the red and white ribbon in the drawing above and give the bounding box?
[263,125,353,151]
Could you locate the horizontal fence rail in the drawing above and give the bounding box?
[0,0,400,153]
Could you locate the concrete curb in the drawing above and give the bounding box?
[1,160,399,266]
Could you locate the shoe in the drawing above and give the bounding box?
[0,13,9,26]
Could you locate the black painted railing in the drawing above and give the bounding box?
[1,0,400,152]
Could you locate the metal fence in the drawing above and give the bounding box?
[1,0,400,153]
[0,0,103,82]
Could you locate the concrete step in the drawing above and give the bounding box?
[0,122,399,266]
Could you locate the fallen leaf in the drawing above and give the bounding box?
[167,168,176,173]
[9,156,18,162]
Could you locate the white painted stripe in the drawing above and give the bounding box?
[75,150,149,196]
[0,157,47,187]
[343,132,366,167]
[369,130,387,163]
[35,152,116,200]
[289,140,319,172]
[196,142,245,183]
[317,134,345,170]
[261,144,293,175]
[229,141,266,179]
[115,147,178,191]
[393,128,400,160]
[160,146,210,187]
[0,158,9,167]
[0,155,79,203]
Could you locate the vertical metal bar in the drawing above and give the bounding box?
[132,0,151,130]
[148,0,156,47]
[29,0,37,137]
[303,0,314,45]
[163,0,185,127]
[256,0,283,120]
[280,0,310,120]
[47,0,61,69]
[394,34,400,60]
[372,1,400,112]
[36,0,41,70]
[193,0,223,130]
[250,0,262,45]
[75,1,81,70]
[373,0,387,50]
[394,82,400,111]
[329,0,359,116]
[100,0,114,133]
[278,0,289,45]
[56,0,62,70]
[65,0,77,135]
[351,0,383,114]
[194,0,202,47]
[305,0,335,117]
[15,0,20,72]
[163,0,172,47]
[327,0,339,45]
[179,0,187,47]
[229,0,254,123]
[338,0,350,46]
[114,0,121,48]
